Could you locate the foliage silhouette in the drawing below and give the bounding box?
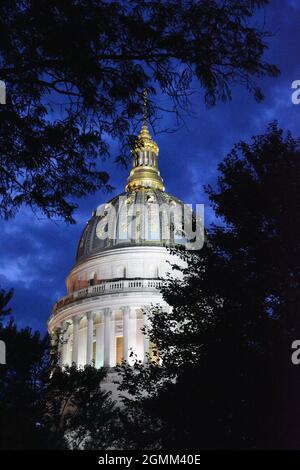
[0,0,278,222]
[0,301,117,449]
[118,123,300,449]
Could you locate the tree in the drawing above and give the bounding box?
[0,286,49,449]
[0,292,117,449]
[0,0,279,222]
[0,287,13,322]
[0,320,119,449]
[118,123,300,449]
[0,319,49,449]
[43,364,117,449]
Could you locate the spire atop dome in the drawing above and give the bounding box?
[125,90,165,192]
[142,88,148,125]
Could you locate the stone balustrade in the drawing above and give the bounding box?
[52,278,165,316]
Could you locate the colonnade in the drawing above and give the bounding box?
[57,306,150,368]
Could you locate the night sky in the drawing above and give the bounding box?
[1,0,299,333]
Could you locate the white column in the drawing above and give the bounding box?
[61,321,69,367]
[104,308,112,367]
[122,306,130,363]
[51,329,59,365]
[72,316,80,366]
[143,312,150,363]
[86,312,95,365]
[96,316,104,368]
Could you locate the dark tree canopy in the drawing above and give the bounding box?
[118,123,300,449]
[206,122,300,338]
[0,316,118,449]
[43,364,117,449]
[0,0,278,222]
[0,287,13,320]
[0,319,49,449]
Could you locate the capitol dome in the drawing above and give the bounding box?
[48,95,188,370]
[76,188,187,263]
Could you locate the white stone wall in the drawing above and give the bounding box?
[66,246,182,292]
[49,245,185,368]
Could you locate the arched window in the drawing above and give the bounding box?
[116,265,126,278]
[89,272,98,286]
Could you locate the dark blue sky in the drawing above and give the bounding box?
[1,0,300,333]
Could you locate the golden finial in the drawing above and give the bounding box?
[125,89,165,192]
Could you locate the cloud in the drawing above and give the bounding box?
[0,0,299,332]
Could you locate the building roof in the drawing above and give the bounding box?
[76,187,187,263]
